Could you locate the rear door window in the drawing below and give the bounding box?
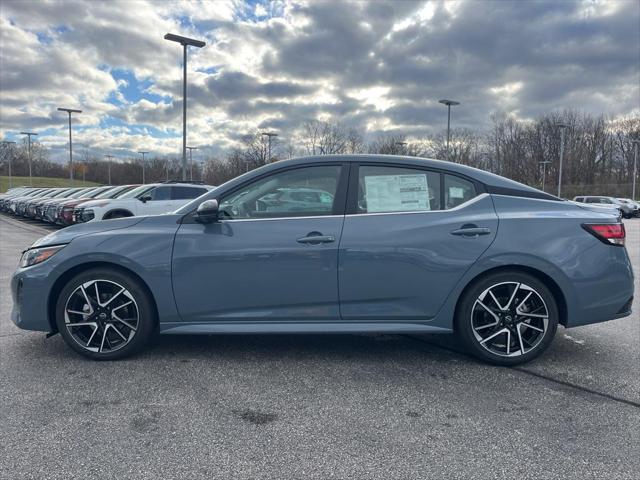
[357,166,441,213]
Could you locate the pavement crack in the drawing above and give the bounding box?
[405,334,640,409]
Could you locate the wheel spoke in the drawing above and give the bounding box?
[102,287,125,308]
[112,312,137,332]
[66,309,89,316]
[111,300,133,312]
[488,290,505,311]
[515,291,533,312]
[476,300,500,322]
[504,283,521,311]
[111,324,128,341]
[520,322,544,333]
[480,328,509,345]
[79,285,94,314]
[518,312,548,319]
[516,324,526,354]
[99,324,110,353]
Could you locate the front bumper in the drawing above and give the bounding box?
[11,266,55,332]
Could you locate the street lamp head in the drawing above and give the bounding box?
[57,108,82,114]
[164,33,206,48]
[20,132,38,136]
[439,99,460,106]
[556,122,570,129]
[261,132,278,138]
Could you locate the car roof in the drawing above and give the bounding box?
[262,154,554,197]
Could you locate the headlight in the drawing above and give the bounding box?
[20,245,66,268]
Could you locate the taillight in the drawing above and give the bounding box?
[582,223,625,246]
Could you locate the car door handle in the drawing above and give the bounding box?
[297,233,336,244]
[450,226,491,237]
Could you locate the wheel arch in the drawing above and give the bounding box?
[47,261,159,333]
[103,208,134,220]
[454,265,568,328]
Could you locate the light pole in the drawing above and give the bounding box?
[632,139,639,200]
[539,160,551,192]
[138,151,149,184]
[556,123,570,198]
[261,132,278,163]
[104,154,114,184]
[164,33,206,181]
[438,99,460,161]
[57,108,82,184]
[1,140,16,188]
[186,146,198,181]
[19,132,38,186]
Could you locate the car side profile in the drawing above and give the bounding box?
[11,155,634,365]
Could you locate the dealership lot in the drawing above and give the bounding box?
[0,214,638,479]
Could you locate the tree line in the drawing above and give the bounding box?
[1,110,638,199]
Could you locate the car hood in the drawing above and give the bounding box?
[30,216,146,249]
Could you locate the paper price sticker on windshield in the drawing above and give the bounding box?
[364,174,429,213]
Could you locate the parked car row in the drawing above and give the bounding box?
[573,196,640,218]
[0,181,215,226]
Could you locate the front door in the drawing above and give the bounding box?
[339,164,498,321]
[172,164,347,322]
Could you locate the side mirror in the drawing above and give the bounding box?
[139,195,152,203]
[195,199,219,224]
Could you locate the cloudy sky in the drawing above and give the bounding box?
[1,0,638,161]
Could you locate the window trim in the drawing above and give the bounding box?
[201,163,350,222]
[346,162,483,215]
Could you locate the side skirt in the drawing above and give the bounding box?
[159,322,452,335]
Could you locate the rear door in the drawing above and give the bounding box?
[338,163,498,321]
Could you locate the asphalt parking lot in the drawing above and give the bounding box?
[0,214,638,480]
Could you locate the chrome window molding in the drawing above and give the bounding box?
[217,193,489,223]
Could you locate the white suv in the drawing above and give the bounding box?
[73,182,214,223]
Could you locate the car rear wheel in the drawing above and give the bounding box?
[55,268,155,360]
[455,271,558,366]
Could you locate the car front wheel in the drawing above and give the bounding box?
[55,268,155,360]
[455,271,559,366]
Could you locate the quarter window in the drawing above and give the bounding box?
[444,174,477,209]
[219,166,341,219]
[357,166,441,213]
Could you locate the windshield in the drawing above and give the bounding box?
[93,185,135,199]
[118,184,156,199]
[50,189,74,198]
[69,188,96,198]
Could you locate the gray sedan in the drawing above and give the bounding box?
[10,155,634,365]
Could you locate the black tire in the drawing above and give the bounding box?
[455,271,559,366]
[55,267,155,360]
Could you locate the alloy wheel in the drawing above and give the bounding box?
[471,281,549,357]
[64,279,139,353]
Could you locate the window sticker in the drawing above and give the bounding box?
[449,186,465,199]
[364,174,429,212]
